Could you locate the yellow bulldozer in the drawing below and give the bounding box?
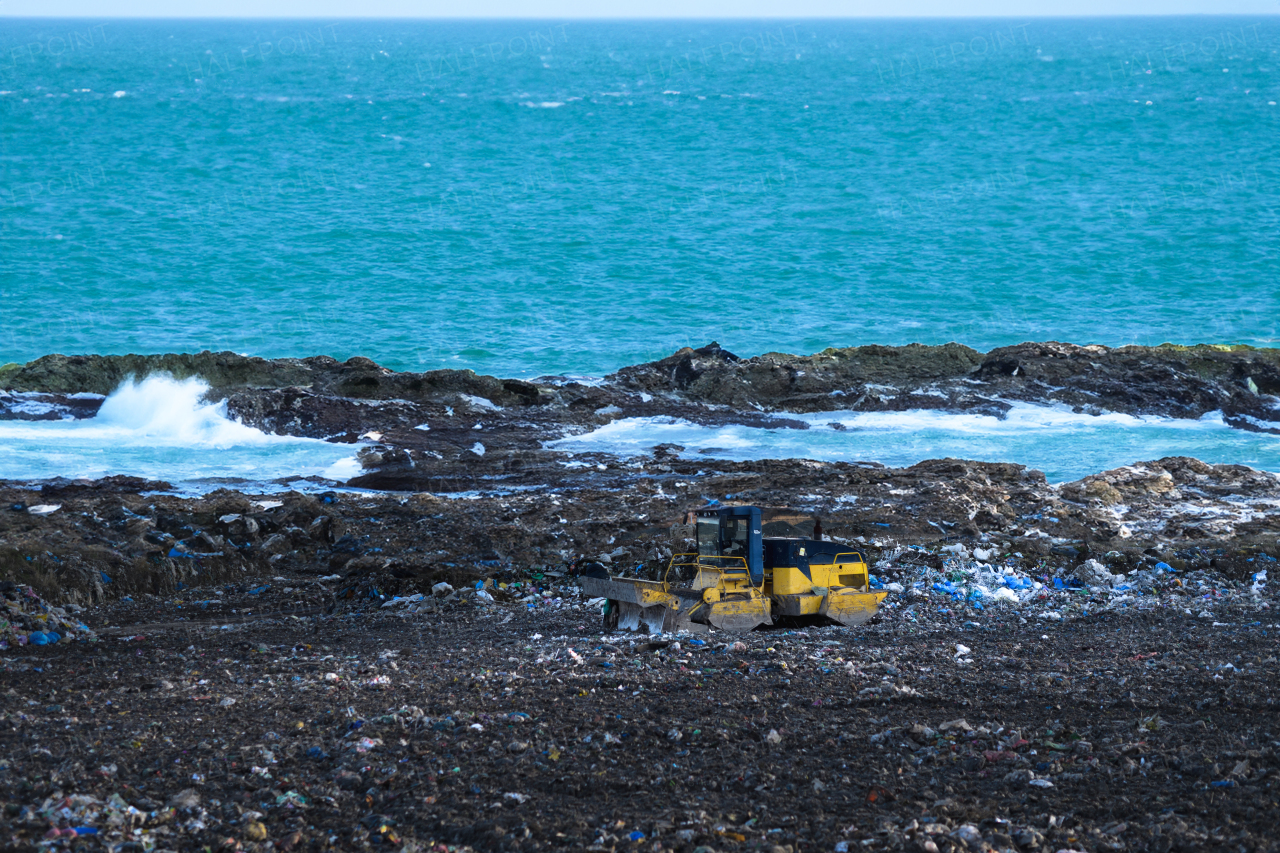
[580,505,887,634]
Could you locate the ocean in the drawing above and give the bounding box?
[1,18,1278,485]
[2,18,1277,377]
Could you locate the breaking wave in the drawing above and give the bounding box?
[0,375,359,487]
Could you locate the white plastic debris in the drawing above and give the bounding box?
[1074,558,1115,586]
[992,588,1020,604]
[26,504,61,515]
[381,594,424,608]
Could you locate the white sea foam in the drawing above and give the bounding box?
[0,375,360,486]
[92,375,278,447]
[548,402,1280,482]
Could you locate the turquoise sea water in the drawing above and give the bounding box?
[2,18,1278,378]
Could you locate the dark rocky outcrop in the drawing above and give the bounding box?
[611,340,1280,425]
[6,341,1278,430]
[0,352,553,408]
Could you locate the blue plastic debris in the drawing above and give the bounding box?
[99,571,112,584]
[869,575,884,589]
[305,747,328,760]
[248,585,269,595]
[1211,779,1237,788]
[1052,578,1065,590]
[29,631,59,645]
[689,638,706,646]
[1155,562,1174,573]
[932,581,959,595]
[72,827,98,836]
[1004,577,1033,590]
[629,832,645,841]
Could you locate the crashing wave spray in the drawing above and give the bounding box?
[93,375,277,447]
[0,374,359,487]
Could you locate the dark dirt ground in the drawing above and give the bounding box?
[3,566,1279,853]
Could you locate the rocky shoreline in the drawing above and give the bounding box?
[3,341,1280,569]
[4,341,1280,433]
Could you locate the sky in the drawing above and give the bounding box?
[2,0,1278,17]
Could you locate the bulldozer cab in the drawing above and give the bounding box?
[695,506,764,585]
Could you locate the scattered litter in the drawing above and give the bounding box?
[1,583,96,649]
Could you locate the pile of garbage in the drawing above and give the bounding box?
[371,573,587,618]
[0,582,95,648]
[868,541,1275,626]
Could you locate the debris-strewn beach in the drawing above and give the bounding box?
[2,342,1279,852]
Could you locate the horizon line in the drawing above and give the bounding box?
[2,11,1277,18]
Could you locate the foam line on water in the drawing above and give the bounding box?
[0,375,359,485]
[549,403,1280,482]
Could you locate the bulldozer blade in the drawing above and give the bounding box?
[615,601,667,634]
[707,598,772,633]
[819,590,887,627]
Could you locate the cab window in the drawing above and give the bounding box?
[720,516,748,558]
[696,517,721,557]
